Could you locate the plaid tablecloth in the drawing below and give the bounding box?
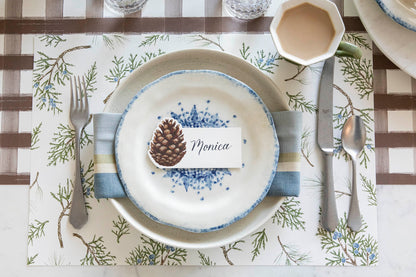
[0,0,414,187]
[0,0,414,267]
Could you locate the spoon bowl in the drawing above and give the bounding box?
[341,115,367,231]
[342,116,366,155]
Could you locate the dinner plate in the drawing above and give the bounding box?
[354,0,416,78]
[105,49,289,248]
[375,0,416,32]
[115,70,279,233]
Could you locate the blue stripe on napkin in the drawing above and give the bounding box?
[93,111,302,199]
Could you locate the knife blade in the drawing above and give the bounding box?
[317,57,339,232]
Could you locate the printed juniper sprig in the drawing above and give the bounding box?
[103,55,131,103]
[304,174,323,193]
[33,45,91,113]
[239,42,251,60]
[338,57,373,100]
[361,174,377,206]
[272,197,306,231]
[301,128,315,167]
[220,240,244,265]
[81,160,95,200]
[285,91,317,114]
[39,35,67,47]
[104,54,144,86]
[334,104,374,133]
[139,34,170,47]
[31,122,42,150]
[127,53,142,73]
[358,137,374,169]
[334,137,350,162]
[103,50,165,103]
[342,33,371,51]
[332,84,374,132]
[28,219,49,245]
[49,253,66,266]
[83,61,97,97]
[140,49,165,63]
[336,179,352,199]
[334,136,374,169]
[191,35,224,51]
[250,228,268,261]
[238,43,281,74]
[27,253,39,265]
[73,233,117,265]
[100,34,128,49]
[112,215,130,243]
[275,235,310,265]
[105,56,129,84]
[332,84,374,168]
[125,235,187,265]
[47,123,93,166]
[316,212,378,266]
[252,50,280,74]
[50,179,72,248]
[311,172,374,205]
[198,251,216,266]
[305,174,352,199]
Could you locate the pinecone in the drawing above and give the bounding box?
[149,118,186,167]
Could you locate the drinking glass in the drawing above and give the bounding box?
[104,0,149,15]
[224,0,272,20]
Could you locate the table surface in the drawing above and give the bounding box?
[0,0,415,275]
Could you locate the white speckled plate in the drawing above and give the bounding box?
[115,70,279,233]
[354,0,416,78]
[375,0,416,32]
[105,49,289,248]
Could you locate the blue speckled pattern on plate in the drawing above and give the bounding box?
[375,0,416,32]
[115,70,279,233]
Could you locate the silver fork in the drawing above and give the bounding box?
[69,76,89,229]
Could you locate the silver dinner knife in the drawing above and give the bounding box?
[317,57,339,232]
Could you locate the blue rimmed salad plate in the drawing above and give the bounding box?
[115,70,279,233]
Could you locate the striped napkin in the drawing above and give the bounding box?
[93,111,302,199]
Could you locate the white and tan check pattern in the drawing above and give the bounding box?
[0,2,414,184]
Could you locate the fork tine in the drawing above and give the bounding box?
[74,76,80,109]
[82,76,89,113]
[77,76,83,110]
[70,77,74,111]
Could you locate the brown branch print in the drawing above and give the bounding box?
[220,240,244,265]
[338,238,357,266]
[277,235,300,265]
[57,202,71,248]
[301,148,315,167]
[38,45,91,84]
[221,246,234,265]
[50,180,72,248]
[285,65,307,82]
[333,84,355,115]
[29,172,40,190]
[73,233,101,265]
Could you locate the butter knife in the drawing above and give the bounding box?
[317,57,339,231]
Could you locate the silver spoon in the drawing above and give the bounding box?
[341,115,366,232]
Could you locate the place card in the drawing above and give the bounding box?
[148,118,242,168]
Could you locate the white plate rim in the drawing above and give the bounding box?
[375,0,416,32]
[114,69,280,233]
[354,0,416,78]
[104,49,288,249]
